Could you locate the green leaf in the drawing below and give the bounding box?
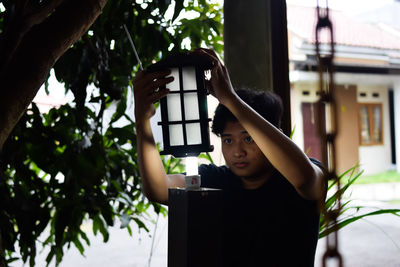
[199,152,214,164]
[79,230,91,246]
[92,214,109,242]
[92,214,101,236]
[132,217,150,232]
[320,209,400,238]
[120,213,131,228]
[5,257,20,264]
[45,246,56,267]
[109,90,128,124]
[126,225,133,236]
[72,238,85,256]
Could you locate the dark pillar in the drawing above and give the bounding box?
[168,188,223,267]
[270,0,291,136]
[224,0,291,136]
[224,0,273,92]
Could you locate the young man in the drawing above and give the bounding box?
[133,48,325,266]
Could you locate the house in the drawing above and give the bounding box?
[287,4,400,175]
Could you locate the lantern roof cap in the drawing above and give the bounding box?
[147,52,213,71]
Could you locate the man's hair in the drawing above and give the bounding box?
[211,89,283,136]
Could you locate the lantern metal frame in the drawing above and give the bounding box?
[147,53,214,158]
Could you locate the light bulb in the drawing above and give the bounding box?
[185,156,198,176]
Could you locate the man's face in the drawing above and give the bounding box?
[221,121,272,182]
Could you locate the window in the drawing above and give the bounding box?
[359,103,383,145]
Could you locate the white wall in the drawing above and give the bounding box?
[290,72,395,175]
[357,85,392,175]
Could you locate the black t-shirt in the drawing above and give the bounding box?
[199,160,322,267]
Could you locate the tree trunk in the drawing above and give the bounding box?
[0,0,109,151]
[0,230,4,267]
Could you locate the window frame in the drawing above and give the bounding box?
[359,103,383,146]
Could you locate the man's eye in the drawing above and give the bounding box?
[223,139,233,144]
[244,136,254,144]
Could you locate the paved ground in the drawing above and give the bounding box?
[12,183,400,267]
[314,183,400,267]
[315,200,400,267]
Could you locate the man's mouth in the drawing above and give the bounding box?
[233,162,248,168]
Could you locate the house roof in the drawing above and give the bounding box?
[355,2,400,31]
[287,5,400,51]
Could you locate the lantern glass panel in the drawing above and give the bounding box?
[184,92,200,120]
[169,68,180,91]
[167,94,182,121]
[186,123,202,145]
[182,67,197,90]
[169,125,184,146]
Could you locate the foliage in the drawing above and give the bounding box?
[319,165,400,239]
[0,0,223,266]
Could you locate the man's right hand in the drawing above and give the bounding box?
[133,69,174,123]
[133,69,185,204]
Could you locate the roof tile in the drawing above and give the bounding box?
[287,5,400,50]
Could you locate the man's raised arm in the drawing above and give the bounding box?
[134,70,185,205]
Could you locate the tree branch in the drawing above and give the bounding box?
[0,230,4,267]
[24,0,66,28]
[0,0,66,77]
[0,0,109,150]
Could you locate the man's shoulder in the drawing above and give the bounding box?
[199,163,229,174]
[199,164,237,189]
[310,157,325,170]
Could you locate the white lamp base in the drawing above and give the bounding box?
[185,175,201,190]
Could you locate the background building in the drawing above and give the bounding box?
[287,4,400,175]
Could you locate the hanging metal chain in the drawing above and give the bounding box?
[315,1,343,267]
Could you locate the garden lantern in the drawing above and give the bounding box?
[148,52,214,189]
[147,53,214,159]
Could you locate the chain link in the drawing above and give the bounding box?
[315,1,344,267]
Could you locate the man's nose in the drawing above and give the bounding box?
[233,143,246,157]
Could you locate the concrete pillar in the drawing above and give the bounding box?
[224,0,273,92]
[224,0,291,135]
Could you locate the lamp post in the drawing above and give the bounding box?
[147,52,214,188]
[147,53,222,267]
[148,53,214,157]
